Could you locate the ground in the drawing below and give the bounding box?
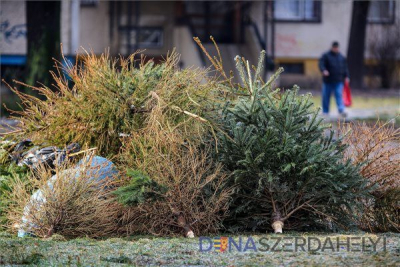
[0,232,398,266]
[310,93,399,122]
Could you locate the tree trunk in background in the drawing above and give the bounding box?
[347,1,370,89]
[26,1,61,87]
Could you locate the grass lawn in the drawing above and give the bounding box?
[0,232,398,266]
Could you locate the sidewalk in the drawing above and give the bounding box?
[321,105,399,122]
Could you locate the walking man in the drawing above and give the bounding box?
[319,41,350,118]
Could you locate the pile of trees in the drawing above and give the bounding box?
[0,46,398,238]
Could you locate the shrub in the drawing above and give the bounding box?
[6,155,121,238]
[341,121,400,232]
[215,52,370,233]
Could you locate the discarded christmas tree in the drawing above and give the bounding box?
[217,51,370,233]
[4,51,218,157]
[341,121,400,232]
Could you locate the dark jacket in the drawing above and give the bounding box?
[319,51,349,83]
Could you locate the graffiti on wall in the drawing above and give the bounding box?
[276,33,299,54]
[0,20,27,44]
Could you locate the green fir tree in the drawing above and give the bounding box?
[217,51,370,233]
[113,169,167,206]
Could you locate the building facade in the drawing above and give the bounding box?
[1,0,399,89]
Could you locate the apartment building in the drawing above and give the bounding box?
[1,0,399,88]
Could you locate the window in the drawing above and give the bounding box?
[279,63,304,74]
[135,28,163,48]
[119,27,163,54]
[274,0,321,22]
[368,1,395,24]
[80,0,98,7]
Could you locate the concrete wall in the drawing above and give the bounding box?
[249,0,400,88]
[275,0,352,59]
[1,1,176,58]
[251,0,400,60]
[113,1,175,56]
[79,1,110,54]
[173,26,203,69]
[0,1,27,54]
[2,0,399,88]
[250,0,352,59]
[60,0,71,54]
[365,2,400,59]
[0,0,109,56]
[250,0,353,59]
[138,1,174,56]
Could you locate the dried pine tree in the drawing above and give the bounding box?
[4,50,220,157]
[7,155,122,238]
[115,93,232,237]
[341,120,400,232]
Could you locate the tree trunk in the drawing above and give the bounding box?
[271,211,284,233]
[26,1,61,87]
[380,65,391,89]
[171,207,194,238]
[347,1,370,89]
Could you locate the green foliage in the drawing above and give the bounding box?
[6,52,218,157]
[113,169,167,206]
[217,51,370,232]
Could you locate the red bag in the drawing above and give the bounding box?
[343,80,352,107]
